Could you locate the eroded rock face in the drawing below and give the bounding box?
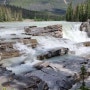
[80,19,90,37]
[24,25,63,38]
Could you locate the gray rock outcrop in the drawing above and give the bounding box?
[80,19,90,37]
[24,25,63,38]
[0,55,90,90]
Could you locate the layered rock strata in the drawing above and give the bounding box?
[37,47,69,60]
[24,25,63,38]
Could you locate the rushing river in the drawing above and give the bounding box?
[0,21,90,75]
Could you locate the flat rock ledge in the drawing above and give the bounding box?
[24,24,63,38]
[80,19,90,37]
[0,55,90,90]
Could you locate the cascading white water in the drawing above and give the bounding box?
[32,35,90,57]
[7,43,41,74]
[13,43,36,57]
[62,22,90,42]
[0,21,90,74]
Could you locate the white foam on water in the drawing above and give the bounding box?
[63,22,90,42]
[7,42,41,74]
[33,36,75,51]
[0,28,24,37]
[7,59,41,75]
[75,46,90,56]
[0,21,90,74]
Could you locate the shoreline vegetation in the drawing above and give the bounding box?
[0,5,65,22]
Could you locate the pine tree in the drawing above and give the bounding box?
[79,65,90,90]
[66,0,90,22]
[87,0,90,19]
[66,2,73,21]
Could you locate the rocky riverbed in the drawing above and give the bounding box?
[0,21,90,90]
[0,55,90,90]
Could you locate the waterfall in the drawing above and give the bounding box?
[62,22,90,57]
[7,43,41,75]
[62,22,90,42]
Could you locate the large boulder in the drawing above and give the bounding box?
[24,25,63,38]
[80,19,90,37]
[37,47,69,60]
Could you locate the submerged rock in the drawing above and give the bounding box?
[82,41,90,47]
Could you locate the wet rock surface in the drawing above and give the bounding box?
[82,41,90,47]
[0,55,90,90]
[0,24,90,90]
[0,65,48,90]
[0,38,38,60]
[80,19,90,37]
[37,47,69,60]
[33,55,90,90]
[24,24,63,38]
[0,41,20,60]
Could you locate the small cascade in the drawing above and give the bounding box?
[0,21,90,90]
[7,43,41,74]
[0,21,90,74]
[62,22,90,42]
[62,22,90,58]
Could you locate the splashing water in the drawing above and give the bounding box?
[7,43,41,74]
[32,35,90,57]
[0,21,90,74]
[62,22,90,42]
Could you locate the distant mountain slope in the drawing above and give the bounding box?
[0,0,6,4]
[0,0,85,15]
